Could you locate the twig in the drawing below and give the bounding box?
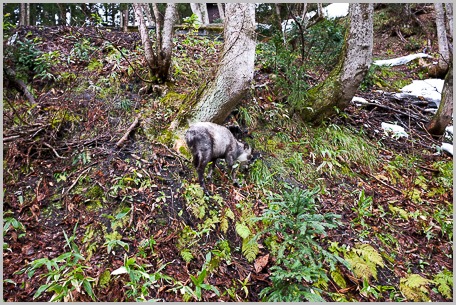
[369,173,403,194]
[116,115,141,148]
[360,102,428,122]
[43,142,68,159]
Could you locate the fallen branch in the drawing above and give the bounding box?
[360,102,428,122]
[4,67,36,104]
[116,115,141,148]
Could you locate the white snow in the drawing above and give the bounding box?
[351,96,369,105]
[283,3,349,32]
[445,125,453,136]
[373,53,432,67]
[441,143,453,155]
[381,122,408,138]
[394,79,444,107]
[323,3,350,19]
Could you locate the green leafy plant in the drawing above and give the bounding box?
[259,186,346,301]
[111,255,173,301]
[171,253,220,301]
[344,244,384,281]
[433,269,453,300]
[399,274,432,302]
[16,224,96,301]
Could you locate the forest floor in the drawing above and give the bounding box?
[3,8,453,302]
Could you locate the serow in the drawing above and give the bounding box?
[185,122,252,195]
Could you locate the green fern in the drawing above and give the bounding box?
[345,244,384,280]
[183,183,207,219]
[399,274,431,301]
[242,236,259,263]
[433,270,453,299]
[180,249,194,263]
[235,222,251,239]
[220,208,234,234]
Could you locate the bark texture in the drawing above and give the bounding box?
[426,65,453,136]
[132,3,178,83]
[188,3,256,125]
[298,3,373,124]
[190,3,210,25]
[445,3,453,37]
[434,3,450,73]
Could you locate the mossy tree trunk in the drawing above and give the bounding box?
[170,3,256,131]
[426,64,453,136]
[298,3,373,124]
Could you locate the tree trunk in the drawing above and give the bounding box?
[133,3,178,83]
[426,64,453,136]
[445,3,453,37]
[143,4,155,27]
[190,3,209,25]
[20,3,26,26]
[170,3,256,132]
[133,3,156,69]
[122,6,129,32]
[298,3,373,124]
[158,4,178,79]
[217,3,225,22]
[434,3,450,73]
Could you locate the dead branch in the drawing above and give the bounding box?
[3,67,36,104]
[359,102,429,122]
[116,115,141,148]
[43,142,68,159]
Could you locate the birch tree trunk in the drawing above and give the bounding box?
[298,3,373,124]
[426,64,453,136]
[170,3,256,133]
[434,3,450,73]
[132,3,178,83]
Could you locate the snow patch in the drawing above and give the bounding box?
[283,3,349,32]
[373,53,432,67]
[323,3,350,19]
[394,79,444,107]
[441,143,453,155]
[381,122,408,139]
[351,96,369,105]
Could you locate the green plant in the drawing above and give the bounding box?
[399,274,432,301]
[3,211,26,235]
[171,253,220,301]
[352,190,374,231]
[258,186,346,301]
[344,244,384,281]
[16,224,96,301]
[111,255,174,301]
[182,182,207,219]
[433,269,453,300]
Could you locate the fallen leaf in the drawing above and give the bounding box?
[254,254,269,273]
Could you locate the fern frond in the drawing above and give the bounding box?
[399,274,431,301]
[354,244,384,268]
[345,244,384,280]
[242,237,259,263]
[236,222,251,239]
[434,270,453,299]
[180,249,194,263]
